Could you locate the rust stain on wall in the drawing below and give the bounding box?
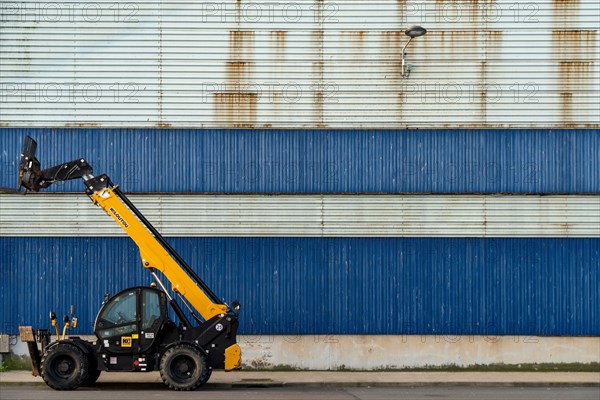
[559,60,594,76]
[381,31,403,41]
[226,61,254,85]
[381,31,404,121]
[436,29,503,124]
[214,31,258,127]
[559,60,594,87]
[480,61,488,121]
[395,0,407,25]
[480,31,503,124]
[397,92,405,116]
[486,31,502,42]
[446,30,481,53]
[313,91,325,128]
[341,30,366,56]
[552,29,597,124]
[214,93,257,128]
[63,123,101,128]
[560,92,573,122]
[437,30,481,71]
[381,31,403,75]
[342,31,365,41]
[270,31,287,49]
[312,28,325,127]
[270,31,287,68]
[230,31,255,58]
[311,0,326,127]
[552,0,580,29]
[235,0,242,25]
[552,30,597,60]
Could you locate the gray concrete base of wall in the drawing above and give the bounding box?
[7,335,600,370]
[239,335,600,370]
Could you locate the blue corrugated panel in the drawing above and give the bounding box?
[0,128,598,193]
[1,237,598,335]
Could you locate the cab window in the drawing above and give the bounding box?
[100,290,137,325]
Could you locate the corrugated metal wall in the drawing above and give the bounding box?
[2,194,599,237]
[1,0,598,127]
[1,237,598,335]
[0,129,598,336]
[1,128,599,193]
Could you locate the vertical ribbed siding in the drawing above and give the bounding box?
[1,237,598,335]
[1,128,599,193]
[1,1,598,127]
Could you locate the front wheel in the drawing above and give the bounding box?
[40,343,89,390]
[160,344,210,391]
[82,358,101,387]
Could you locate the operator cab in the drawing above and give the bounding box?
[94,286,171,366]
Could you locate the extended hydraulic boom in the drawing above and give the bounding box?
[17,136,241,391]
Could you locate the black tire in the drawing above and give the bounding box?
[200,367,212,386]
[40,343,89,390]
[82,367,101,386]
[198,366,212,386]
[80,345,101,387]
[159,344,210,391]
[81,354,101,387]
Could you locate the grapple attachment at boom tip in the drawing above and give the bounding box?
[17,136,93,192]
[18,136,42,192]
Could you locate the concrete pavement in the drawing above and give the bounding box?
[2,386,600,400]
[1,370,599,387]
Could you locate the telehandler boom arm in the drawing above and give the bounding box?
[19,136,230,322]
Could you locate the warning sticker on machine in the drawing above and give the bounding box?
[121,336,132,347]
[145,332,154,339]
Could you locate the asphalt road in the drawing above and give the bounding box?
[0,385,598,400]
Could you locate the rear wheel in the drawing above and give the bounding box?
[198,366,212,386]
[40,343,89,390]
[159,344,210,391]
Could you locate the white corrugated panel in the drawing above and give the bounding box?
[1,193,598,237]
[1,0,598,127]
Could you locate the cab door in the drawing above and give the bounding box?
[137,288,168,353]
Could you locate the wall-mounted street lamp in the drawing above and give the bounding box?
[402,25,427,78]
